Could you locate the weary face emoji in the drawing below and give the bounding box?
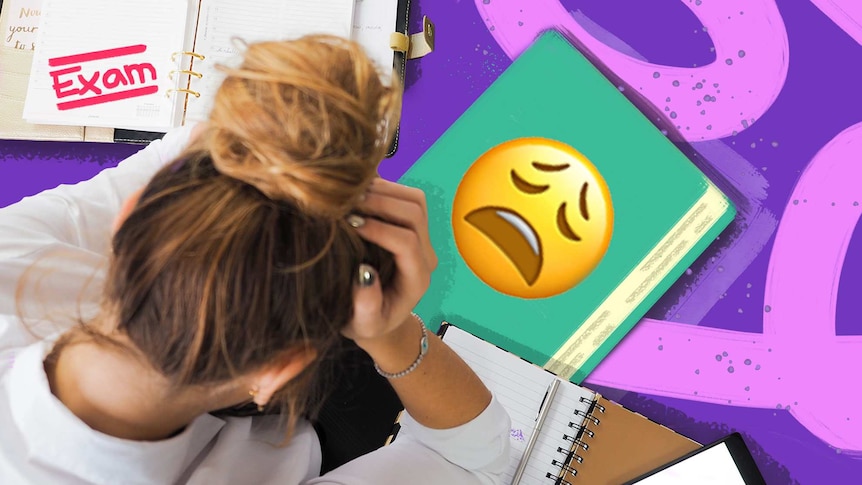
[451,137,613,299]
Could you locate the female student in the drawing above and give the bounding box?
[0,36,510,483]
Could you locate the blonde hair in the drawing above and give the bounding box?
[205,35,401,217]
[61,35,400,439]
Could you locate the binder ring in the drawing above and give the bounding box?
[171,51,206,62]
[166,88,201,99]
[545,472,573,484]
[169,69,203,80]
[573,409,601,425]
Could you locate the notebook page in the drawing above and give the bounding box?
[351,0,399,83]
[185,0,355,122]
[22,0,189,131]
[443,325,596,484]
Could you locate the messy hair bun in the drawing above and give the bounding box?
[205,35,401,218]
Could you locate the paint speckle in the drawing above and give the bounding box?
[483,0,490,3]
[755,364,761,370]
[695,82,703,89]
[670,111,678,119]
[854,201,860,206]
[715,354,722,362]
[792,200,799,205]
[707,125,712,130]
[728,366,735,373]
[672,80,680,87]
[725,58,734,65]
[618,86,625,92]
[665,97,671,102]
[658,345,664,351]
[653,71,660,79]
[751,142,756,148]
[737,308,743,313]
[741,119,750,128]
[685,268,693,275]
[745,359,752,365]
[738,50,746,58]
[745,386,750,391]
[772,141,779,147]
[722,351,728,357]
[765,305,772,312]
[695,369,700,374]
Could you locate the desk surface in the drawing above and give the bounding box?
[2,1,861,483]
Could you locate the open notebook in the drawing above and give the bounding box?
[438,322,700,484]
[3,0,409,146]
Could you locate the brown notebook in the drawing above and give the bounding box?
[438,322,700,484]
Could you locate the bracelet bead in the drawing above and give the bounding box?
[373,312,428,379]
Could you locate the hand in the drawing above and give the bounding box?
[341,178,437,347]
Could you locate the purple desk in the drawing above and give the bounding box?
[3,1,861,483]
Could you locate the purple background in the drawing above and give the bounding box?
[2,0,860,482]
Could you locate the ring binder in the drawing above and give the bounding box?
[170,51,206,62]
[166,88,201,98]
[169,69,203,80]
[545,473,573,485]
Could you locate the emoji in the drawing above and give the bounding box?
[452,137,613,299]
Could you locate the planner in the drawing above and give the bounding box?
[398,30,736,382]
[439,322,700,485]
[1,0,419,151]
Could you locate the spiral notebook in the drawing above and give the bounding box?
[438,322,699,484]
[7,0,416,150]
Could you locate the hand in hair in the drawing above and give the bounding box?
[342,178,437,345]
[343,179,492,431]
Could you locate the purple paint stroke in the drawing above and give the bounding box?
[475,0,789,140]
[556,11,779,328]
[811,0,862,46]
[650,140,778,326]
[586,122,862,453]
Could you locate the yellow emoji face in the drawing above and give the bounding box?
[452,137,613,299]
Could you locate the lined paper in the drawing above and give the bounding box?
[185,0,355,121]
[351,0,399,82]
[22,0,188,131]
[442,325,596,484]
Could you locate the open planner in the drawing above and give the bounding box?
[1,0,422,150]
[438,322,700,484]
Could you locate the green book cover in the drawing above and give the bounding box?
[398,31,735,383]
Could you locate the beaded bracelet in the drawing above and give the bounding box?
[373,312,429,379]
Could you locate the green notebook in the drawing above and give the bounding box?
[398,31,735,383]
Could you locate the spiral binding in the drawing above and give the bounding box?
[171,51,206,62]
[166,88,201,99]
[169,69,203,80]
[545,395,607,483]
[166,51,206,101]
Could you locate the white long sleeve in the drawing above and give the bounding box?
[0,124,511,484]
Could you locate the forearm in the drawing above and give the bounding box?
[356,315,492,429]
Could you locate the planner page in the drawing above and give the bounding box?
[442,324,596,484]
[22,0,189,132]
[351,0,399,82]
[184,0,355,122]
